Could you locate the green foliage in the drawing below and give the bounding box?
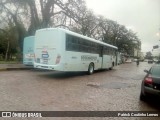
[0,24,19,60]
[0,0,141,61]
[145,52,153,59]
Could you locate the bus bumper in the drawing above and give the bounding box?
[34,63,61,70]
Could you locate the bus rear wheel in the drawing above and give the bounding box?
[88,63,94,75]
[109,62,114,70]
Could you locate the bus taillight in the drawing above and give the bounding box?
[55,55,61,64]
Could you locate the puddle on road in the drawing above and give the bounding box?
[112,75,144,81]
[87,83,100,88]
[101,82,133,89]
[87,82,134,89]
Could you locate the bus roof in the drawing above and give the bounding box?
[24,36,35,39]
[36,28,118,49]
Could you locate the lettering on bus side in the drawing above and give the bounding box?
[81,55,97,61]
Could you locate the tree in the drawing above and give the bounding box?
[0,24,18,61]
[0,0,27,52]
[145,52,153,59]
[0,0,141,60]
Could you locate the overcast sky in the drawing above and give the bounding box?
[85,0,160,53]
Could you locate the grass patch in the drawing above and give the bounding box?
[0,61,21,64]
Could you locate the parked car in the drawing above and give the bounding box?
[133,59,137,62]
[144,59,148,62]
[155,60,160,64]
[148,60,153,64]
[153,59,158,63]
[140,65,160,101]
[125,58,132,63]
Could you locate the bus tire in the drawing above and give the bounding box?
[109,66,113,70]
[88,63,94,75]
[140,91,146,101]
[109,62,114,70]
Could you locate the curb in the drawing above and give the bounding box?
[0,67,33,71]
[0,68,7,71]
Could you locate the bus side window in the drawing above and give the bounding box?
[104,47,107,55]
[99,46,103,57]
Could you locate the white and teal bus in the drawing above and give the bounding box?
[23,36,35,66]
[34,28,118,74]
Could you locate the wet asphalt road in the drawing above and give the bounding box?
[0,62,159,120]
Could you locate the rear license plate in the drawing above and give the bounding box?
[42,54,49,58]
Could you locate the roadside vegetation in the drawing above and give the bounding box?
[0,0,140,61]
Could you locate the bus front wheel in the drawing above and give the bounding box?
[88,63,94,75]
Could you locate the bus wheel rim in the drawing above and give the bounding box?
[90,65,93,73]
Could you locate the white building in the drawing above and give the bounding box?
[152,48,160,58]
[137,52,145,60]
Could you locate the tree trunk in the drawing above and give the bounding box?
[5,40,10,61]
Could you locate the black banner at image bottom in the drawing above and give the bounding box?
[0,111,160,117]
